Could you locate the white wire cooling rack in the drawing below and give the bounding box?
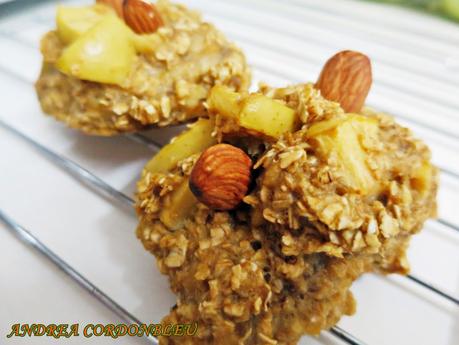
[0,0,458,344]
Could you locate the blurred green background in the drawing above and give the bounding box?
[366,0,459,22]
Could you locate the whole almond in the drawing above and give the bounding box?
[315,50,372,113]
[123,0,163,34]
[96,0,124,18]
[189,144,252,210]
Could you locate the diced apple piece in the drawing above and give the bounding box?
[207,85,242,119]
[207,86,297,139]
[239,95,297,138]
[305,116,346,137]
[56,5,114,44]
[160,178,197,229]
[56,15,135,86]
[307,114,379,194]
[145,118,217,174]
[411,161,433,197]
[55,4,162,54]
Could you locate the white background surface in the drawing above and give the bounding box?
[0,0,458,344]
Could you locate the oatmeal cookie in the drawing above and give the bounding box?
[135,51,437,344]
[35,0,250,135]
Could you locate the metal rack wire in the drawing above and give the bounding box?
[1,0,458,344]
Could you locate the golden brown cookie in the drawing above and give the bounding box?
[35,0,250,135]
[135,52,437,344]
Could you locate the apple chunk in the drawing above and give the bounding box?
[160,178,197,229]
[56,15,135,86]
[307,114,379,194]
[145,118,217,174]
[411,161,433,197]
[56,5,114,44]
[239,94,297,139]
[207,86,297,139]
[207,85,242,119]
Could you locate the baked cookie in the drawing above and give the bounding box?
[35,0,250,135]
[135,51,437,344]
